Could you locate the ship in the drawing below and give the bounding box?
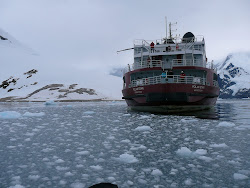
[120,22,220,113]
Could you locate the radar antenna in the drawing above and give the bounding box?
[169,22,177,40]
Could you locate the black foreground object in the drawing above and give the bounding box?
[89,183,118,188]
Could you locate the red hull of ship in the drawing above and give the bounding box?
[122,82,219,112]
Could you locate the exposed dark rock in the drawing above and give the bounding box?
[0,80,9,89]
[69,84,77,89]
[31,82,38,85]
[7,88,14,92]
[24,69,38,75]
[72,88,96,95]
[58,89,69,92]
[0,35,8,40]
[27,84,64,98]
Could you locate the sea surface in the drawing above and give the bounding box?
[0,99,249,188]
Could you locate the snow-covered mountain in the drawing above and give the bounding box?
[216,52,250,98]
[0,28,122,101]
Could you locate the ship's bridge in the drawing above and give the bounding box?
[133,35,205,57]
[122,34,215,75]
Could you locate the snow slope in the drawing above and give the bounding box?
[0,28,122,101]
[216,52,250,98]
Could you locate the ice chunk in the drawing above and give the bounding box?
[194,149,207,156]
[65,172,74,176]
[127,180,134,185]
[44,100,56,105]
[195,140,207,145]
[138,115,150,119]
[23,112,45,117]
[210,143,228,148]
[120,139,131,143]
[0,111,21,119]
[55,159,64,163]
[218,121,235,127]
[83,111,95,114]
[76,151,90,155]
[176,147,193,157]
[184,178,193,185]
[70,182,85,188]
[115,153,139,163]
[9,185,25,188]
[90,165,103,171]
[198,156,213,162]
[181,118,198,123]
[107,177,116,181]
[233,173,248,180]
[28,175,40,180]
[151,169,163,176]
[134,126,152,132]
[176,147,208,159]
[56,166,69,171]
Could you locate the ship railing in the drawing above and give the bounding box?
[172,59,205,68]
[134,43,203,55]
[132,60,162,70]
[128,75,206,88]
[134,36,204,46]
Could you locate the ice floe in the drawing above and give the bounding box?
[0,111,21,119]
[176,147,209,160]
[233,173,249,180]
[134,125,152,132]
[151,169,163,176]
[23,112,45,117]
[209,143,228,148]
[115,153,139,163]
[218,121,235,127]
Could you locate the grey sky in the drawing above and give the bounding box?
[1,0,250,71]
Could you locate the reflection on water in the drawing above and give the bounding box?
[145,99,250,121]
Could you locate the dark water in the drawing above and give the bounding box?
[0,100,249,188]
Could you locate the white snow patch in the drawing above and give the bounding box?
[0,111,21,119]
[115,153,139,163]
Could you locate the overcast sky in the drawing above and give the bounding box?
[1,0,250,71]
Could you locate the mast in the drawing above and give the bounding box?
[165,17,168,40]
[169,23,172,40]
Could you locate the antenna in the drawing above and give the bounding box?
[169,22,177,39]
[165,17,168,40]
